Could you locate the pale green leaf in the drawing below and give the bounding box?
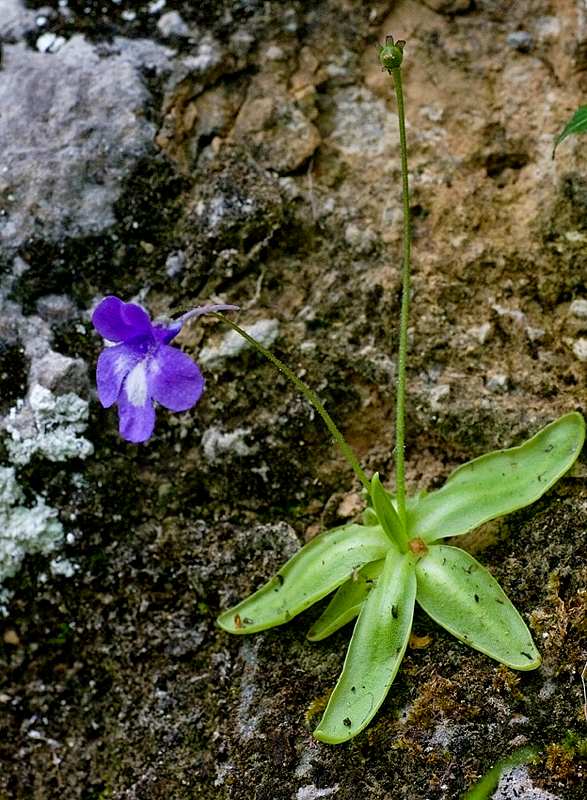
[553,106,587,157]
[313,551,416,744]
[217,523,391,634]
[408,412,585,543]
[416,545,540,670]
[307,559,384,641]
[371,472,407,549]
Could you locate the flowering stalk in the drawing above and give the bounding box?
[379,37,411,528]
[211,313,370,492]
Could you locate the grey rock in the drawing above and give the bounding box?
[572,337,587,362]
[36,294,77,323]
[0,35,172,252]
[429,384,451,408]
[468,322,493,344]
[492,766,560,799]
[344,222,377,254]
[486,373,509,393]
[327,86,400,159]
[569,298,587,319]
[157,11,191,39]
[506,31,533,52]
[0,0,36,42]
[199,319,280,368]
[296,786,340,800]
[29,350,89,397]
[202,427,257,464]
[164,251,186,278]
[36,32,66,53]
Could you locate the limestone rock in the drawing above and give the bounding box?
[233,91,321,173]
[0,36,171,252]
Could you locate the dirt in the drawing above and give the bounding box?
[0,0,586,798]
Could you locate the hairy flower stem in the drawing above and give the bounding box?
[212,313,371,492]
[390,63,412,529]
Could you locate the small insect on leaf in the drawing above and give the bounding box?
[553,106,587,157]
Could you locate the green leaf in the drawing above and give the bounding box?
[217,523,391,634]
[408,412,585,543]
[313,551,416,744]
[415,545,540,670]
[307,559,384,641]
[371,472,407,549]
[553,106,587,157]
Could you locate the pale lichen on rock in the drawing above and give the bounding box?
[0,466,64,612]
[4,384,93,466]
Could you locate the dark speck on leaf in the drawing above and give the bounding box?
[545,444,554,452]
[343,718,352,727]
[496,598,504,605]
[474,594,480,603]
[521,651,533,659]
[351,686,356,692]
[392,605,399,619]
[276,575,284,585]
[243,617,253,624]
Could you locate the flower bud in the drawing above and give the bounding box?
[378,36,405,72]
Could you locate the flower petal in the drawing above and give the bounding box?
[148,345,204,412]
[96,344,140,408]
[92,296,153,343]
[117,386,156,443]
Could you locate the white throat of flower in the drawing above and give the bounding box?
[125,361,149,407]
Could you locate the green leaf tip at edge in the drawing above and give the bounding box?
[217,522,390,635]
[553,106,587,157]
[409,411,585,543]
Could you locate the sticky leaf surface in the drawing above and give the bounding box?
[415,545,540,670]
[408,412,585,542]
[307,559,384,641]
[314,551,416,743]
[217,523,390,634]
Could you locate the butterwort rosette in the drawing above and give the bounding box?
[92,296,237,443]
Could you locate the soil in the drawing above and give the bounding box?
[0,1,586,799]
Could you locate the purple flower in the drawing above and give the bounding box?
[92,295,237,443]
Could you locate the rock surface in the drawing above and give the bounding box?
[0,2,586,799]
[0,35,171,250]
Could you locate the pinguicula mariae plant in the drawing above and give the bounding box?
[92,38,585,745]
[215,37,585,744]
